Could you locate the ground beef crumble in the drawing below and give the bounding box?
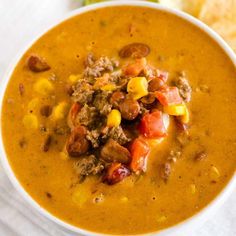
[73,155,104,176]
[175,72,192,102]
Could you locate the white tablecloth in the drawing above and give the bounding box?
[0,1,235,235]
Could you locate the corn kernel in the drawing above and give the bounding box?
[180,105,190,123]
[210,166,220,182]
[22,114,38,129]
[101,84,117,91]
[34,78,54,96]
[27,98,39,113]
[163,104,186,116]
[120,196,129,203]
[156,215,167,223]
[72,186,90,207]
[52,102,69,120]
[189,184,196,195]
[68,74,81,83]
[60,151,69,161]
[127,77,148,100]
[107,109,121,127]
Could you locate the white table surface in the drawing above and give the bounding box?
[0,0,235,235]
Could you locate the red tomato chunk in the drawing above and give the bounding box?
[139,111,167,138]
[155,86,182,106]
[130,137,150,173]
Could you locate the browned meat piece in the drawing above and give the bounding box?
[93,91,112,115]
[67,102,81,129]
[84,55,119,79]
[40,105,52,117]
[84,53,95,67]
[27,55,50,72]
[119,98,140,120]
[93,73,110,89]
[41,134,52,152]
[101,139,131,164]
[160,163,171,182]
[19,83,24,96]
[102,126,131,145]
[65,84,74,96]
[103,163,131,185]
[110,70,123,84]
[77,105,99,127]
[122,125,139,140]
[110,91,125,108]
[86,129,101,148]
[66,126,90,157]
[175,74,192,102]
[148,78,165,92]
[119,43,150,58]
[194,151,207,161]
[73,155,104,176]
[72,81,94,104]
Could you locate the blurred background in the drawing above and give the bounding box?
[0,0,235,235]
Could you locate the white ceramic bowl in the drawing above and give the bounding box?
[0,1,235,235]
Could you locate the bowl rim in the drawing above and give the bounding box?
[0,1,236,236]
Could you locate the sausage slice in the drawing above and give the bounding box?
[101,139,131,164]
[119,43,150,58]
[27,55,51,72]
[66,126,90,157]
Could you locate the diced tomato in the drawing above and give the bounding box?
[103,163,131,185]
[157,69,169,83]
[155,86,182,106]
[139,111,167,138]
[123,58,147,76]
[130,137,150,173]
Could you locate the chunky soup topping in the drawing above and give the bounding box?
[3,7,236,235]
[24,45,192,185]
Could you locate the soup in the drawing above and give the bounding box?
[2,6,236,235]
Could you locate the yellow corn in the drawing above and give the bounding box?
[34,78,54,96]
[210,166,220,182]
[60,151,69,161]
[22,114,38,129]
[120,196,129,203]
[127,77,148,100]
[156,215,167,223]
[68,74,82,83]
[107,109,121,127]
[164,103,190,123]
[180,105,190,123]
[189,184,196,195]
[52,102,69,120]
[27,98,39,113]
[72,186,90,207]
[101,84,117,91]
[163,104,186,116]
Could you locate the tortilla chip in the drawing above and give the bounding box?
[182,0,206,17]
[159,0,184,10]
[210,19,236,51]
[197,0,236,52]
[199,0,236,24]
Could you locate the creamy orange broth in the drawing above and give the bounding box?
[2,6,236,235]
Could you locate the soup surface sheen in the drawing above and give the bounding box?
[2,6,236,235]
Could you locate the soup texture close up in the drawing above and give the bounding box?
[2,6,236,235]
